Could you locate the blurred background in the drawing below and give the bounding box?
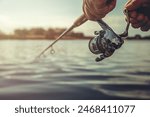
[0,0,149,38]
[0,0,149,100]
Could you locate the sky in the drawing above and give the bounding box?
[0,0,149,36]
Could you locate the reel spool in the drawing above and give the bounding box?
[89,20,124,62]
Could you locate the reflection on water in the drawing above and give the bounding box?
[0,40,150,100]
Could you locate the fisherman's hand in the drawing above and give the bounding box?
[125,0,150,31]
[83,0,116,21]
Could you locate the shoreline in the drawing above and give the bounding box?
[0,38,149,40]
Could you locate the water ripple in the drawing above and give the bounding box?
[0,40,149,99]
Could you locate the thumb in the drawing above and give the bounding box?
[125,0,142,10]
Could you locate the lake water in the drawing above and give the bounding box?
[0,40,150,100]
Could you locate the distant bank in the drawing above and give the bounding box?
[127,35,150,40]
[0,27,149,40]
[0,27,92,40]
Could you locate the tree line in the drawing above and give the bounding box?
[0,27,88,40]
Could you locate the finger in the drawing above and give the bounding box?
[95,13,106,19]
[93,0,105,8]
[83,0,99,20]
[132,23,141,28]
[136,13,145,21]
[141,26,150,31]
[83,4,97,20]
[144,16,149,24]
[91,7,107,20]
[131,20,145,28]
[129,11,137,18]
[131,19,147,28]
[140,21,150,31]
[84,0,94,11]
[129,18,139,24]
[125,0,132,6]
[92,3,109,19]
[94,6,108,15]
[129,12,149,24]
[93,0,116,18]
[125,0,142,11]
[108,0,117,11]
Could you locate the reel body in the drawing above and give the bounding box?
[89,20,124,62]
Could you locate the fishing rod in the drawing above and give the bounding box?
[35,14,87,59]
[35,0,114,60]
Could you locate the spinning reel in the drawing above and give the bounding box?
[89,20,124,62]
[89,9,130,62]
[89,10,130,62]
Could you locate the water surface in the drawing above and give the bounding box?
[0,40,150,100]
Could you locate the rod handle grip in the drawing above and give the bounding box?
[73,14,88,27]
